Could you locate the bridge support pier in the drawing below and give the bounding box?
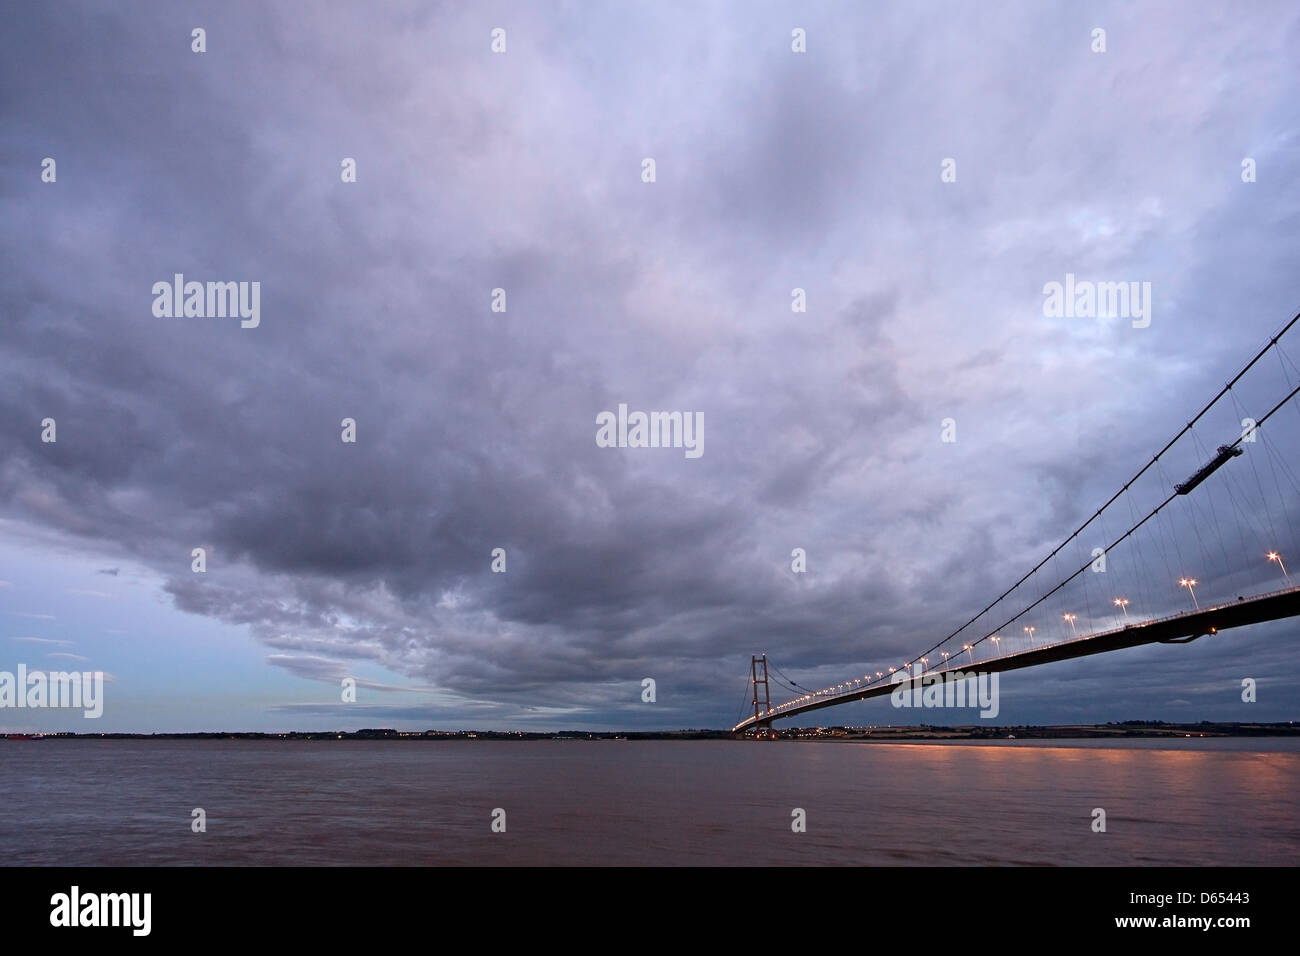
[749,655,775,739]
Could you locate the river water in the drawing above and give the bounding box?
[2,738,1297,865]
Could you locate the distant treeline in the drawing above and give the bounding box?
[4,721,1298,741]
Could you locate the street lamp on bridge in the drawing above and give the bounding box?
[1113,597,1130,620]
[1063,613,1078,637]
[1023,626,1035,647]
[1268,551,1291,585]
[1179,577,1200,610]
[963,642,974,665]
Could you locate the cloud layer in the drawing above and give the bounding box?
[2,2,1299,728]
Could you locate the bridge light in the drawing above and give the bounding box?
[1268,551,1291,584]
[1113,597,1130,620]
[1063,613,1078,637]
[1023,627,1035,647]
[1179,578,1200,610]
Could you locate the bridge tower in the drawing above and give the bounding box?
[750,654,773,737]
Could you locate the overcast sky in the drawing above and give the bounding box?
[2,1,1299,732]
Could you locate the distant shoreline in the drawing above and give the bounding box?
[4,721,1297,742]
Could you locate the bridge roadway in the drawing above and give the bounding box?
[733,584,1300,732]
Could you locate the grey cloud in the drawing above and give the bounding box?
[2,2,1298,728]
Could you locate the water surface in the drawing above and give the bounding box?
[2,739,1297,865]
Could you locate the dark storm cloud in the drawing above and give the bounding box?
[2,1,1299,728]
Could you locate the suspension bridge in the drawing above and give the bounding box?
[734,309,1300,734]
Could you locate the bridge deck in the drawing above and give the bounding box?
[732,585,1300,732]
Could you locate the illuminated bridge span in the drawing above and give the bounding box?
[734,310,1300,734]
